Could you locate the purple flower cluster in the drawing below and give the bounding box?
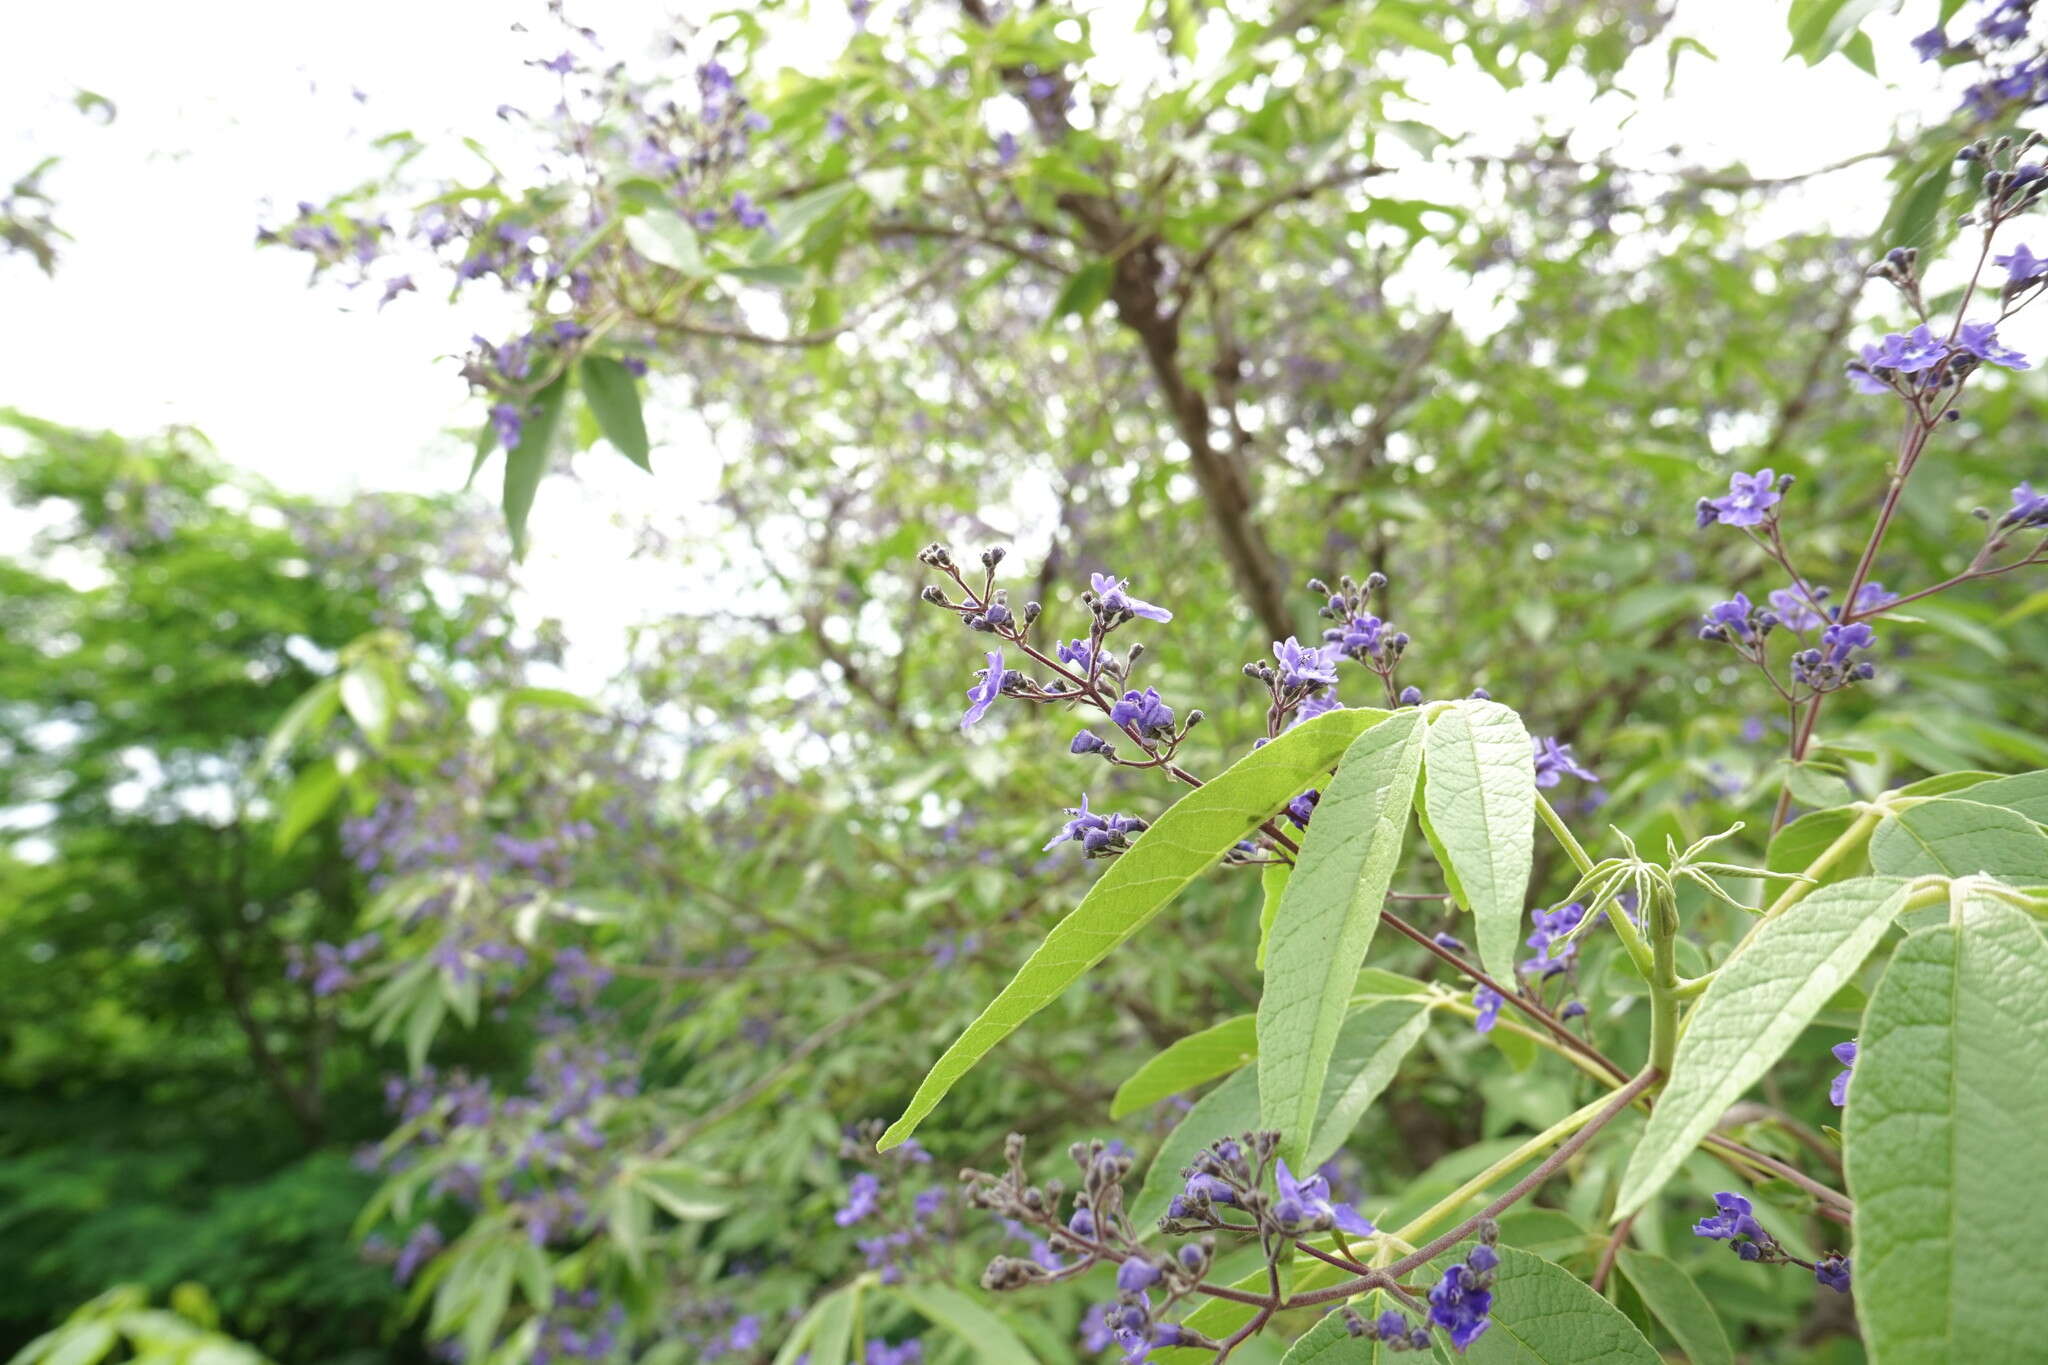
[1531,736,1597,788]
[1692,1191,1771,1258]
[1043,794,1148,858]
[1427,1243,1500,1351]
[1848,320,2030,396]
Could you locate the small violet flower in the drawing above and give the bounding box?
[1427,1243,1498,1352]
[1110,687,1176,739]
[1273,636,1340,689]
[1090,572,1172,622]
[961,650,1004,729]
[1958,320,2031,370]
[1829,1039,1857,1107]
[1693,1191,1772,1259]
[1271,1159,1375,1235]
[835,1173,881,1227]
[1472,984,1503,1034]
[1700,469,1782,527]
[1815,1253,1853,1294]
[1533,736,1598,788]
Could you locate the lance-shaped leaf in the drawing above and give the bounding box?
[885,1284,1037,1365]
[878,706,1390,1150]
[1305,997,1437,1169]
[1259,709,1426,1166]
[773,1284,857,1365]
[1616,1250,1732,1365]
[503,373,569,559]
[1868,797,2048,882]
[578,356,651,470]
[1846,892,2048,1365]
[1614,877,1910,1220]
[1112,1015,1256,1120]
[1422,699,1536,980]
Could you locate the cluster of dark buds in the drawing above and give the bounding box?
[1958,131,2048,229]
[1161,1132,1373,1238]
[1693,1192,1852,1293]
[1309,573,1417,708]
[963,1135,1222,1363]
[919,544,1201,797]
[1698,581,1880,700]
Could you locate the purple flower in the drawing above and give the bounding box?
[1270,1159,1375,1234]
[1472,985,1503,1034]
[2002,481,2048,529]
[1522,901,1587,978]
[1532,736,1597,788]
[540,51,574,74]
[1273,636,1339,689]
[731,193,769,230]
[995,131,1019,166]
[1702,593,1756,641]
[1079,1304,1115,1353]
[378,275,415,309]
[1433,931,1466,952]
[865,1339,923,1365]
[1167,1171,1237,1219]
[1292,692,1344,727]
[1116,1257,1161,1293]
[1877,325,1949,374]
[1427,1244,1497,1351]
[1701,469,1782,527]
[1829,1039,1857,1107]
[1057,638,1096,672]
[394,1223,443,1285]
[1815,1253,1853,1293]
[961,650,1004,729]
[1853,582,1898,612]
[1329,613,1386,659]
[835,1172,881,1227]
[1767,586,1825,631]
[1070,729,1113,756]
[1998,243,2048,285]
[1109,687,1176,739]
[1912,26,1949,60]
[1980,0,2028,42]
[1693,1191,1770,1251]
[490,402,524,451]
[1090,572,1172,622]
[1043,794,1146,857]
[1822,622,1875,665]
[1398,685,1423,706]
[1959,320,2031,369]
[1285,789,1321,830]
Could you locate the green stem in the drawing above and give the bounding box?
[1536,793,1595,875]
[1602,888,1658,983]
[1647,886,1681,1077]
[1392,1087,1619,1245]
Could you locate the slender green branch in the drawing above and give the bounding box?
[1536,793,1596,875]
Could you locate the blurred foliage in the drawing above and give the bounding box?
[13,0,2048,1362]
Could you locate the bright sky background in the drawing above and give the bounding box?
[0,0,1975,679]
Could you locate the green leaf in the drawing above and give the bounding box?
[1256,860,1289,971]
[886,1284,1037,1364]
[502,374,569,559]
[1789,0,1886,61]
[1458,1245,1662,1363]
[1954,768,2048,823]
[1111,1015,1257,1119]
[1616,1250,1733,1365]
[879,706,1391,1150]
[273,757,342,855]
[1847,893,2048,1364]
[775,1285,858,1365]
[579,357,651,470]
[36,1323,118,1365]
[633,1164,732,1221]
[1305,997,1436,1169]
[1259,709,1427,1166]
[1766,806,1864,884]
[623,213,707,275]
[1613,877,1911,1219]
[1049,260,1112,323]
[1777,759,1854,811]
[339,663,392,746]
[1882,149,1956,255]
[257,675,339,773]
[1130,1067,1259,1228]
[1421,699,1536,981]
[1869,798,2048,881]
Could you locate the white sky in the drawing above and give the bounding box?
[0,0,1978,677]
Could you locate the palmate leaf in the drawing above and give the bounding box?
[1420,699,1536,981]
[878,707,1391,1150]
[1259,709,1426,1166]
[1613,877,1910,1220]
[1846,892,2048,1364]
